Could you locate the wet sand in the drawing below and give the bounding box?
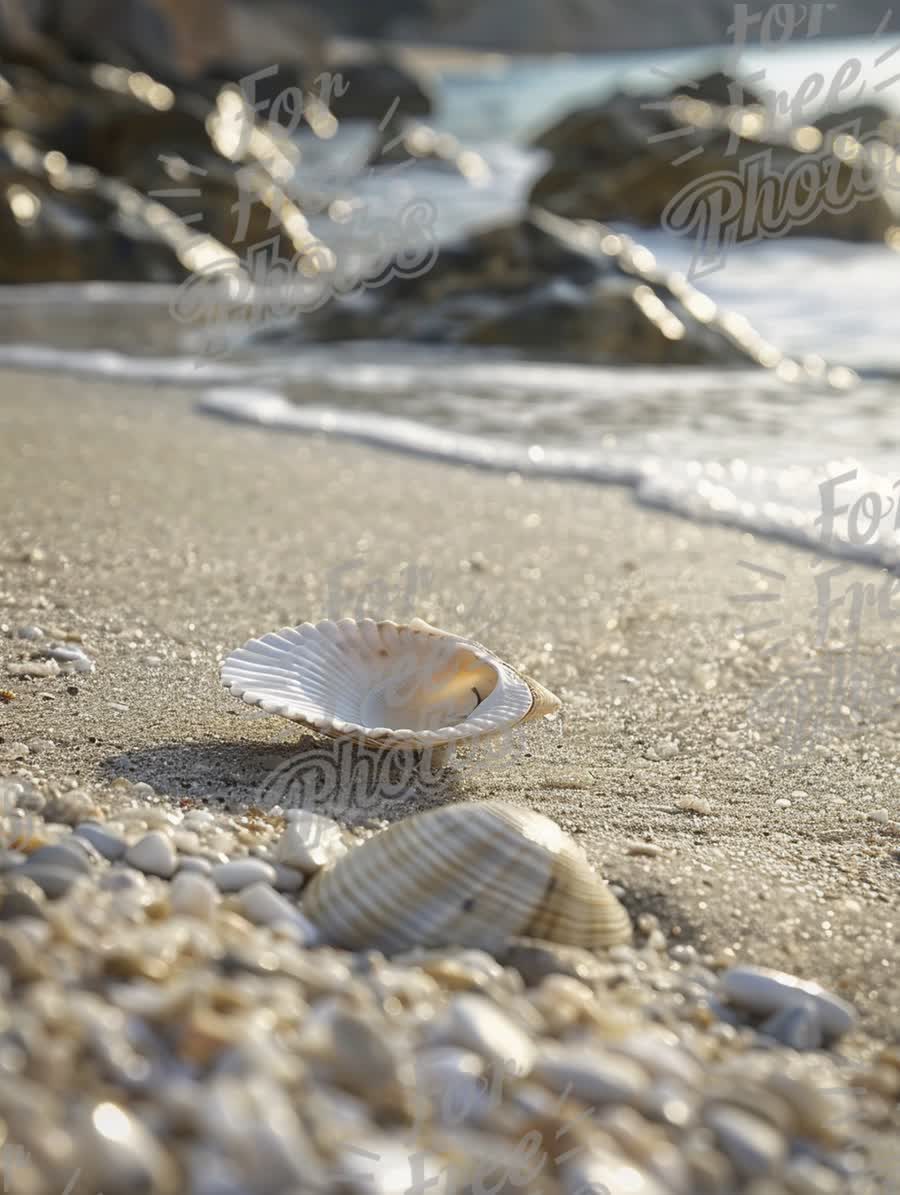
[0,368,897,1049]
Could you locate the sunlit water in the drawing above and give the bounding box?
[3,36,900,566]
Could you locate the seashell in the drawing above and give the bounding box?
[220,617,560,749]
[302,800,632,953]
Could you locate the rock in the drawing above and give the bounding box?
[324,53,433,129]
[498,937,608,987]
[816,102,900,146]
[75,822,127,861]
[429,993,537,1075]
[414,1047,490,1127]
[275,813,347,874]
[534,1041,649,1104]
[290,209,762,367]
[177,855,213,875]
[210,858,276,892]
[561,1143,669,1195]
[0,876,47,919]
[704,1103,788,1177]
[670,68,766,107]
[760,1000,824,1050]
[529,89,896,247]
[170,870,219,919]
[271,863,306,893]
[28,842,92,873]
[13,862,78,898]
[76,1100,178,1195]
[720,965,856,1040]
[46,0,233,82]
[239,881,317,939]
[126,830,177,878]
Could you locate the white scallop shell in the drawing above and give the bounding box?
[220,617,560,749]
[302,800,633,953]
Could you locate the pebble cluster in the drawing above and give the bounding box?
[0,771,896,1195]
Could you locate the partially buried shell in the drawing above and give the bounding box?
[302,801,632,953]
[220,617,560,749]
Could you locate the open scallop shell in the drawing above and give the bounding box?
[302,800,632,953]
[220,617,560,749]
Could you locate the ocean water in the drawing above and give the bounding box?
[3,37,900,567]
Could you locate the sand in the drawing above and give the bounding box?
[0,367,897,1052]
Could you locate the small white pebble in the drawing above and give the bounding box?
[239,881,312,931]
[211,858,277,892]
[126,831,176,878]
[674,795,712,815]
[868,808,890,823]
[275,812,347,873]
[775,798,792,809]
[170,870,219,919]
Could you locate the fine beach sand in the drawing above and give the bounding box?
[0,367,898,1060]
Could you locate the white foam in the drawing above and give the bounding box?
[201,386,900,570]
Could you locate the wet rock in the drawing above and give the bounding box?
[291,209,761,366]
[325,52,433,129]
[529,89,896,246]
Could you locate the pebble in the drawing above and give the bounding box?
[275,812,347,873]
[14,862,78,899]
[720,965,857,1040]
[4,742,30,760]
[126,831,177,879]
[74,822,127,861]
[535,1041,649,1104]
[674,794,713,815]
[7,659,59,679]
[760,1000,824,1050]
[415,1047,490,1126]
[40,645,95,673]
[177,856,213,876]
[0,877,46,919]
[210,858,276,893]
[271,863,306,893]
[430,993,537,1074]
[15,625,44,640]
[704,1103,788,1177]
[170,871,219,920]
[29,843,92,874]
[239,882,317,941]
[78,1100,178,1194]
[561,1143,668,1195]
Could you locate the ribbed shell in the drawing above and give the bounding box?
[302,801,632,953]
[220,617,560,749]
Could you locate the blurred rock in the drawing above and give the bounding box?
[285,209,762,366]
[324,51,434,128]
[530,88,897,246]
